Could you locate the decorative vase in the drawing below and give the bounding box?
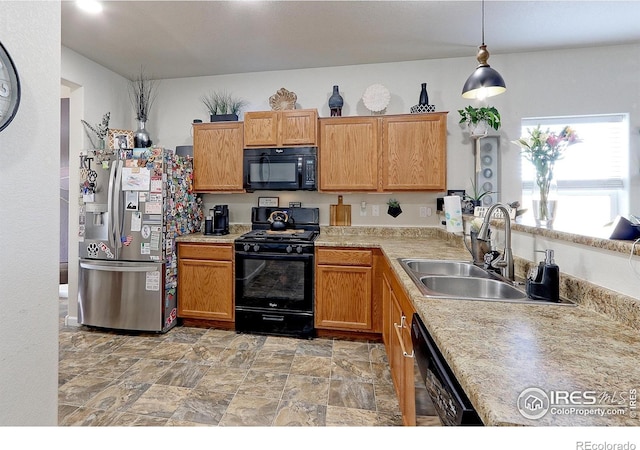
[98,138,106,150]
[133,120,152,148]
[328,85,344,117]
[419,83,429,106]
[532,176,558,227]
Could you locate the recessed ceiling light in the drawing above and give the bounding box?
[76,0,103,14]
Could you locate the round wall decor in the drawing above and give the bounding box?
[0,40,21,132]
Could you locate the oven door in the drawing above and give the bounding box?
[235,251,314,312]
[235,250,315,337]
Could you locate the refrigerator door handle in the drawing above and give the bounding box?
[107,160,118,248]
[112,160,124,250]
[80,262,159,272]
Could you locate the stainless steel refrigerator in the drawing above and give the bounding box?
[78,146,202,332]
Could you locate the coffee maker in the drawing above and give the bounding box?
[211,205,229,235]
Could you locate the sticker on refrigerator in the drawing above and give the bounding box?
[145,201,162,215]
[141,224,151,239]
[131,212,142,232]
[125,191,139,211]
[141,242,151,255]
[121,167,150,191]
[145,271,160,291]
[150,176,162,193]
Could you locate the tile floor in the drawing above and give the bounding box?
[58,294,439,426]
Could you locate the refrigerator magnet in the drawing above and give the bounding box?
[125,191,138,210]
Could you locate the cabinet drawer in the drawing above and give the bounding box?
[316,248,372,266]
[178,243,233,260]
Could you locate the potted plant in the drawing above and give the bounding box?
[128,67,159,148]
[462,178,496,214]
[458,106,501,136]
[202,91,247,122]
[387,198,402,218]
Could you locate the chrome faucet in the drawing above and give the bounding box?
[476,203,514,281]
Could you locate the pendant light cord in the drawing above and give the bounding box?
[481,0,485,46]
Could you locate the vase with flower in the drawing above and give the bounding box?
[512,125,580,227]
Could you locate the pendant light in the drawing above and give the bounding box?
[461,0,506,100]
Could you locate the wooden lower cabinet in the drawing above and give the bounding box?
[177,243,234,321]
[382,261,416,426]
[315,247,376,332]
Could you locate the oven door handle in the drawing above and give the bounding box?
[235,251,314,262]
[262,314,285,322]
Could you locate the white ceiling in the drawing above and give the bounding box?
[61,0,640,80]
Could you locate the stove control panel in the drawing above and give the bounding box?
[235,241,315,255]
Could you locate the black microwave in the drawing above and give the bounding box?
[243,147,317,191]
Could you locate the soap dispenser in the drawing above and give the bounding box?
[526,249,560,302]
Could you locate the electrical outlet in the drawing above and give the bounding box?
[372,205,379,216]
[420,206,428,218]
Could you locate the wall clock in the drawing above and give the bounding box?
[0,40,21,133]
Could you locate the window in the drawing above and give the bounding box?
[520,114,629,236]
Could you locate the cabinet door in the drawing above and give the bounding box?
[279,109,318,146]
[178,258,234,321]
[243,111,279,147]
[193,122,243,192]
[319,117,379,191]
[382,268,416,426]
[315,264,372,331]
[382,113,447,191]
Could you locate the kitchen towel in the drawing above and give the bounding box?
[444,195,464,233]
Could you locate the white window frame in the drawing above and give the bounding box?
[520,113,629,233]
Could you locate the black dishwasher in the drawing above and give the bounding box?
[411,313,483,426]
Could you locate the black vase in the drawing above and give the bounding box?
[328,85,344,117]
[133,120,152,148]
[419,83,429,106]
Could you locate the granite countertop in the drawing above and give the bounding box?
[177,226,639,425]
[315,229,640,426]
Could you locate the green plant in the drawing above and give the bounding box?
[387,198,400,207]
[202,90,247,116]
[465,178,495,202]
[458,105,501,131]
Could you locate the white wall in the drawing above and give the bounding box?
[61,47,132,324]
[149,43,640,226]
[0,1,59,425]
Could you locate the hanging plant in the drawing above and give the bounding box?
[458,106,501,135]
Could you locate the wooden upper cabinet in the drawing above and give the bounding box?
[319,117,379,191]
[192,122,244,192]
[382,113,447,191]
[319,112,447,192]
[244,109,318,147]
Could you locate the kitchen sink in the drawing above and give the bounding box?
[398,258,575,306]
[402,259,493,278]
[419,276,527,301]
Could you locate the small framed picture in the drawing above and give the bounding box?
[258,197,279,207]
[108,129,134,150]
[289,202,302,208]
[447,189,465,198]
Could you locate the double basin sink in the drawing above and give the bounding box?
[398,259,574,306]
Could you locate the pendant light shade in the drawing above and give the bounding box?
[462,1,506,100]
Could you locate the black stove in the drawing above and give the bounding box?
[235,207,320,254]
[234,207,319,339]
